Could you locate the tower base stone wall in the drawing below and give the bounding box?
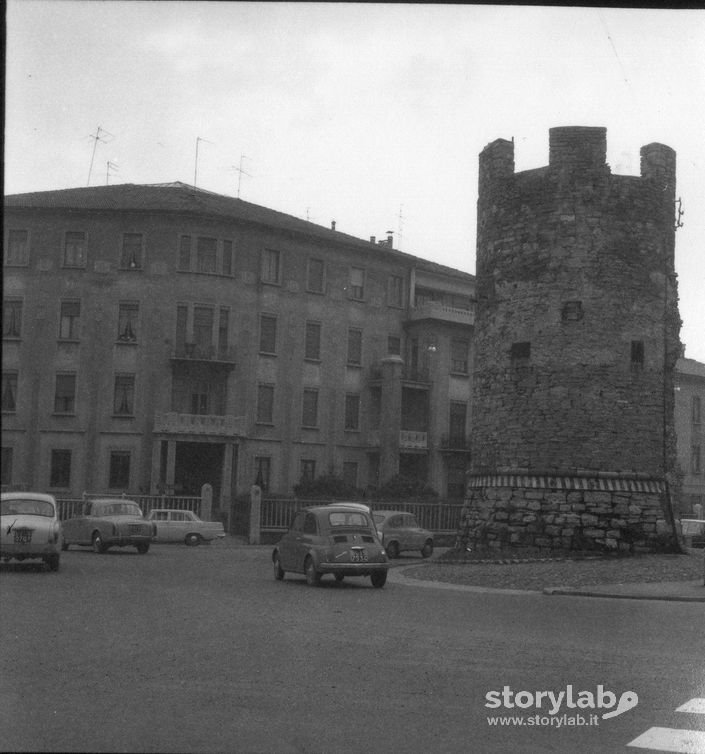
[460,474,676,553]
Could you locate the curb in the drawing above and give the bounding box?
[542,586,705,602]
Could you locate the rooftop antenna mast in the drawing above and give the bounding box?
[106,161,119,185]
[232,154,251,198]
[398,203,404,248]
[194,136,214,187]
[87,126,113,186]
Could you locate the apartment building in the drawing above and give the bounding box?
[2,183,475,513]
[675,357,705,515]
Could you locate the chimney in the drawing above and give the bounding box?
[386,230,394,248]
[370,236,376,244]
[331,220,336,231]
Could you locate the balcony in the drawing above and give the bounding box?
[154,412,246,437]
[170,343,236,367]
[407,302,475,326]
[439,435,472,453]
[399,430,427,449]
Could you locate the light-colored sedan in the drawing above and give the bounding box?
[372,510,434,559]
[62,498,153,554]
[1,492,62,571]
[147,509,226,546]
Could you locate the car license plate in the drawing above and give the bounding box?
[350,549,368,562]
[14,529,33,544]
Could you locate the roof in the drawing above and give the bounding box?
[676,357,705,379]
[1,491,57,502]
[4,182,475,281]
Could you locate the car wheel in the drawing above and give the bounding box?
[185,533,201,546]
[45,554,60,572]
[421,540,434,558]
[273,552,285,580]
[371,571,387,588]
[92,532,106,553]
[304,556,321,586]
[385,541,399,559]
[136,542,150,554]
[334,573,345,582]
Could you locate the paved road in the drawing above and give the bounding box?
[1,541,703,753]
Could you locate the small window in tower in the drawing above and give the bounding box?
[631,340,644,369]
[561,300,583,322]
[510,342,531,362]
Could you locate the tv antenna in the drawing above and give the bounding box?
[194,136,214,187]
[86,126,113,186]
[398,203,404,248]
[106,161,119,185]
[232,154,251,198]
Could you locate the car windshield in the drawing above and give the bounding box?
[328,511,370,528]
[96,503,143,517]
[1,498,55,517]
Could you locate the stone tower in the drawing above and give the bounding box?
[464,126,682,552]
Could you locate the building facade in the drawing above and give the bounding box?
[2,183,475,512]
[464,126,682,552]
[675,357,705,515]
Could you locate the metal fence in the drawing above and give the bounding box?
[260,498,464,533]
[55,493,202,521]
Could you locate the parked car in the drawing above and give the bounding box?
[62,498,153,554]
[372,510,434,559]
[1,492,62,571]
[147,508,225,546]
[272,504,389,588]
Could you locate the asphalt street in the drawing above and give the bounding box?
[1,540,703,753]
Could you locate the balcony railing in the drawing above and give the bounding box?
[171,344,236,365]
[154,412,245,437]
[439,435,472,452]
[407,302,475,326]
[399,430,427,449]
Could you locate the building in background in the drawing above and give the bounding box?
[2,183,475,513]
[675,357,705,515]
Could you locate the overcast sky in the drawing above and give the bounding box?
[5,2,704,362]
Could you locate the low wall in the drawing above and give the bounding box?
[460,473,678,553]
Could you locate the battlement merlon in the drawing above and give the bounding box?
[641,142,677,202]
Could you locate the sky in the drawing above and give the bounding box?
[4,2,704,362]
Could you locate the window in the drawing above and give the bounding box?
[631,340,644,368]
[261,248,281,284]
[218,308,229,358]
[302,388,319,427]
[175,305,188,352]
[222,240,233,276]
[257,384,274,424]
[3,299,22,338]
[254,456,271,491]
[692,445,702,475]
[388,275,403,307]
[50,449,71,488]
[63,232,87,267]
[388,336,401,356]
[117,302,139,342]
[447,462,466,499]
[349,267,365,300]
[178,235,192,271]
[449,401,467,445]
[113,375,135,415]
[5,229,29,266]
[193,306,214,352]
[561,300,583,322]
[693,396,701,425]
[511,341,531,363]
[109,451,131,489]
[2,372,18,412]
[1,447,12,486]
[260,314,277,354]
[120,233,143,269]
[451,339,469,374]
[307,258,324,293]
[303,512,318,534]
[305,322,321,360]
[59,300,81,340]
[54,373,76,414]
[196,237,217,273]
[344,394,360,431]
[190,381,211,415]
[300,459,316,483]
[342,461,358,489]
[347,328,362,365]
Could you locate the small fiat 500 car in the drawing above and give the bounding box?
[147,508,225,546]
[272,504,389,588]
[373,510,434,559]
[1,492,62,571]
[62,498,153,554]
